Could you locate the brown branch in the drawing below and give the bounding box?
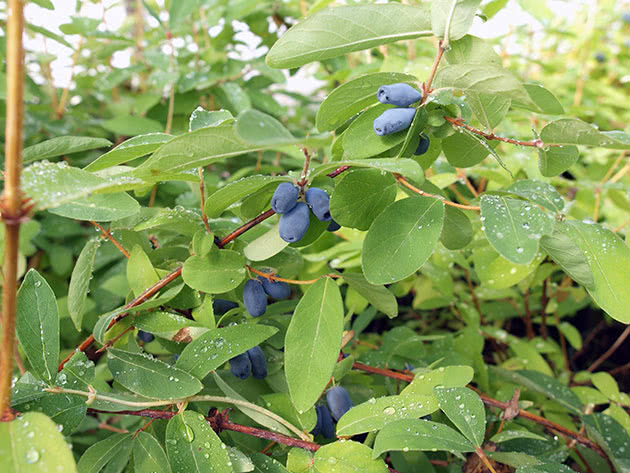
[587,325,630,373]
[58,266,184,371]
[396,175,481,211]
[457,168,479,198]
[0,0,25,420]
[91,221,130,258]
[247,266,341,285]
[218,209,276,248]
[297,147,312,189]
[421,40,445,100]
[444,116,560,149]
[56,40,82,118]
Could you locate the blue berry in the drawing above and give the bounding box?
[271,182,299,214]
[414,133,430,156]
[230,353,251,379]
[243,279,267,317]
[326,386,353,421]
[327,220,341,232]
[377,83,422,107]
[137,330,154,343]
[279,202,310,243]
[259,276,291,300]
[212,299,239,315]
[595,52,606,63]
[623,12,630,23]
[305,188,332,222]
[312,405,336,439]
[246,346,267,379]
[373,108,416,136]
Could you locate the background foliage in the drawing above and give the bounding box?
[1,1,630,472]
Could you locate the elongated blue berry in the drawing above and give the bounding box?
[259,276,291,300]
[137,330,154,343]
[243,279,267,317]
[327,220,341,232]
[271,182,299,214]
[279,202,310,243]
[314,405,336,439]
[373,108,415,136]
[230,352,251,379]
[377,83,422,107]
[246,346,267,379]
[326,386,353,421]
[305,188,332,222]
[414,133,430,156]
[213,298,239,315]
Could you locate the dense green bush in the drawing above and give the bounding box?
[1,1,630,473]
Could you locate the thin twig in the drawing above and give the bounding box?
[91,221,130,258]
[247,266,341,285]
[0,0,25,420]
[198,167,211,234]
[457,168,479,197]
[475,447,498,473]
[587,325,630,373]
[298,147,312,189]
[463,268,484,323]
[396,175,481,211]
[421,40,445,99]
[56,40,82,118]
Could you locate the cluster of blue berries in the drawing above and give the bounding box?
[311,386,353,439]
[373,83,430,156]
[271,183,340,243]
[229,346,267,380]
[243,276,291,317]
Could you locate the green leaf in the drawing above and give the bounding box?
[397,108,429,158]
[343,272,398,319]
[107,348,203,399]
[336,393,438,436]
[516,464,575,473]
[401,366,475,396]
[480,195,554,265]
[373,419,474,457]
[0,412,77,473]
[127,245,160,297]
[490,430,547,443]
[473,246,543,289]
[316,72,418,132]
[505,179,565,213]
[432,0,483,43]
[135,311,206,341]
[441,131,491,168]
[26,22,72,48]
[176,323,278,379]
[23,161,141,219]
[362,197,445,285]
[314,441,388,473]
[489,368,582,414]
[541,119,630,149]
[434,387,486,447]
[189,108,234,131]
[250,453,290,473]
[243,224,290,262]
[30,0,54,9]
[540,226,594,287]
[11,372,47,406]
[102,115,163,136]
[330,169,397,231]
[133,432,172,473]
[16,269,59,383]
[166,411,234,473]
[85,133,172,172]
[23,136,111,164]
[537,144,579,177]
[266,4,432,69]
[310,158,423,184]
[68,239,101,331]
[583,414,630,473]
[342,104,409,159]
[285,278,344,412]
[440,206,473,250]
[77,433,133,473]
[591,372,620,402]
[170,0,198,27]
[205,175,292,218]
[565,221,630,324]
[434,64,532,105]
[182,249,246,294]
[133,207,204,237]
[522,84,564,114]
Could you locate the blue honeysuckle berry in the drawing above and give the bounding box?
[259,276,291,300]
[137,330,154,343]
[243,279,267,317]
[317,405,336,439]
[326,386,353,421]
[279,202,310,243]
[595,52,606,63]
[305,187,332,222]
[271,182,299,214]
[212,298,239,315]
[327,220,341,232]
[373,108,416,136]
[230,352,252,379]
[246,346,267,379]
[414,133,430,156]
[377,83,422,107]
